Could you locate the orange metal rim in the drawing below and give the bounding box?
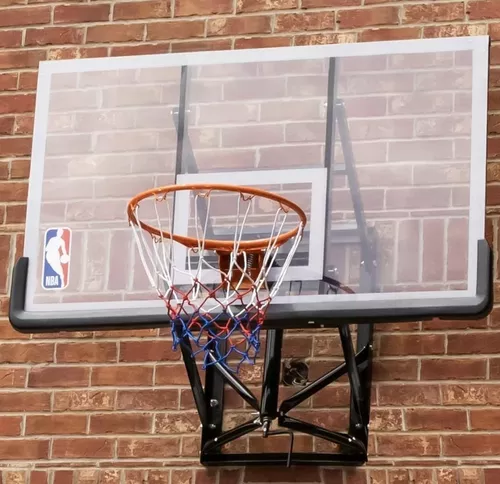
[127,183,308,252]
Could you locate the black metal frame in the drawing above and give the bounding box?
[179,324,373,467]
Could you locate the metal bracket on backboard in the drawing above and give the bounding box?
[177,324,373,467]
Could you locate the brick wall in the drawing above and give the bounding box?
[0,1,498,483]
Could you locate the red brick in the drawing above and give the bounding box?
[237,0,297,12]
[171,470,195,484]
[378,384,441,406]
[54,4,110,23]
[486,469,500,484]
[424,23,488,38]
[0,117,14,135]
[176,0,232,16]
[0,368,26,388]
[303,0,359,6]
[0,343,53,363]
[53,471,73,484]
[155,412,201,434]
[235,36,292,49]
[117,389,178,410]
[87,23,144,43]
[111,44,170,57]
[491,44,500,66]
[403,3,464,24]
[468,0,500,20]
[14,115,33,135]
[171,39,231,52]
[312,385,350,407]
[114,0,169,20]
[6,203,30,223]
[405,408,467,431]
[0,73,17,91]
[245,467,322,482]
[26,415,87,435]
[421,358,486,380]
[18,72,37,91]
[0,163,9,181]
[0,6,50,27]
[443,434,500,456]
[139,471,168,484]
[52,438,114,458]
[120,340,180,362]
[377,435,440,457]
[369,409,403,432]
[0,94,35,114]
[337,7,399,29]
[207,16,271,36]
[25,26,84,46]
[0,325,21,341]
[379,334,445,356]
[448,332,500,355]
[470,409,500,430]
[147,20,205,40]
[0,440,49,459]
[0,236,11,293]
[441,384,500,406]
[117,437,179,458]
[92,366,153,386]
[373,359,419,381]
[487,358,500,378]
[275,12,335,32]
[155,364,189,385]
[123,471,148,484]
[294,32,357,45]
[360,27,422,42]
[53,390,115,411]
[0,30,22,48]
[10,159,30,179]
[56,342,117,363]
[0,416,21,436]
[90,413,152,434]
[28,367,89,388]
[282,336,313,358]
[30,471,48,484]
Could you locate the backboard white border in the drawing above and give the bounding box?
[172,168,327,286]
[23,36,489,313]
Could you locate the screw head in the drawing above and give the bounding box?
[210,399,218,408]
[209,424,216,430]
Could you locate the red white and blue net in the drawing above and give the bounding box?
[127,184,306,372]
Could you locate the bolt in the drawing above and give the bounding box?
[355,423,362,429]
[210,399,218,407]
[209,424,216,430]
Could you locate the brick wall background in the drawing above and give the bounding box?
[0,0,498,483]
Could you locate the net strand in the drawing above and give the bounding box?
[129,188,304,372]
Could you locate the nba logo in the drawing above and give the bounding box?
[42,228,72,290]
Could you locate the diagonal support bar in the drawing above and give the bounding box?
[279,344,369,415]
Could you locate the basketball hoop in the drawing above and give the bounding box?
[127,183,307,371]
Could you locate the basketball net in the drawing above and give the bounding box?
[127,184,306,372]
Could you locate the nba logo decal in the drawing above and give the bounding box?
[42,228,72,290]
